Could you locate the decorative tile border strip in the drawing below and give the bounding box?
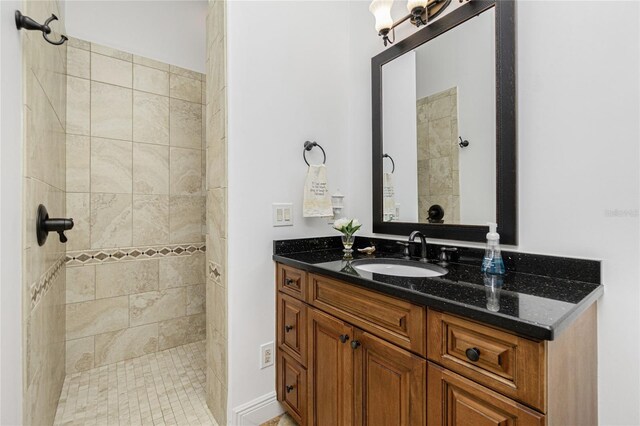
[30,255,66,308]
[66,243,206,267]
[208,260,223,284]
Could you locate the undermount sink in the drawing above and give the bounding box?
[351,258,448,278]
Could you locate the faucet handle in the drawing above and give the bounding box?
[438,247,458,266]
[396,241,411,259]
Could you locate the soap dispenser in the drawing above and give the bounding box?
[481,222,505,275]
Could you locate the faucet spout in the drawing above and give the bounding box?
[408,231,429,263]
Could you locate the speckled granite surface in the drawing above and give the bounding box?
[273,236,603,341]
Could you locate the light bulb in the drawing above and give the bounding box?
[369,0,394,33]
[407,0,428,13]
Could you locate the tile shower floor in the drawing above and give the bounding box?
[54,341,217,426]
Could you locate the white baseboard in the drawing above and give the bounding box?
[231,391,283,426]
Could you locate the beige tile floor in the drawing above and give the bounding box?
[260,413,298,426]
[54,341,217,426]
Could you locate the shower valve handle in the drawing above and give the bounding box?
[36,204,74,246]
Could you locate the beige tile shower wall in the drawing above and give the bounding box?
[64,39,207,374]
[21,1,68,425]
[416,87,460,223]
[205,0,228,424]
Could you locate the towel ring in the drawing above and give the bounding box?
[303,141,326,166]
[383,153,395,173]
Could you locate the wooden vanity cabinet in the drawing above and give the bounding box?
[276,265,427,426]
[275,263,597,426]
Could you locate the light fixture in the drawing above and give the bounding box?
[407,0,429,26]
[369,0,452,46]
[369,0,394,42]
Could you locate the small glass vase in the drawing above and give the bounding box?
[341,234,355,254]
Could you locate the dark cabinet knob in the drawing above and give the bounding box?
[285,278,294,286]
[284,325,294,333]
[351,340,361,350]
[285,385,294,393]
[465,347,481,362]
[339,334,349,343]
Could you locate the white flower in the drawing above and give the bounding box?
[333,218,362,236]
[333,218,349,231]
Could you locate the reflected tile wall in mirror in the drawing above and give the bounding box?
[382,8,496,226]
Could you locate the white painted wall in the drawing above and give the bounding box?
[415,8,496,224]
[0,1,24,424]
[226,1,350,421]
[346,1,640,424]
[516,3,639,424]
[382,51,418,221]
[64,0,207,72]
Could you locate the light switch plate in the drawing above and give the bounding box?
[272,203,293,227]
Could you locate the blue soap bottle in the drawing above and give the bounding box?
[481,222,505,275]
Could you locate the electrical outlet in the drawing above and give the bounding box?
[260,342,274,369]
[272,203,293,227]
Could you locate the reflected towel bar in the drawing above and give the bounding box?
[383,153,395,173]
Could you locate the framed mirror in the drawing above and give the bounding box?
[372,0,516,244]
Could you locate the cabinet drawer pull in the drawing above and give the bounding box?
[284,325,294,332]
[285,278,295,286]
[339,334,349,343]
[351,340,361,350]
[285,385,294,393]
[465,347,481,362]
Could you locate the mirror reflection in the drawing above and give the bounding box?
[382,8,496,225]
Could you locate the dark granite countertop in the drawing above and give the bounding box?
[273,237,603,341]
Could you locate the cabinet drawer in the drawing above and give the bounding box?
[427,362,545,426]
[309,273,426,357]
[427,310,546,411]
[277,350,307,426]
[277,292,307,366]
[277,264,307,301]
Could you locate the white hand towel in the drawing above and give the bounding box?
[303,165,333,217]
[383,172,396,221]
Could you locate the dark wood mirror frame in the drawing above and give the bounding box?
[371,0,516,244]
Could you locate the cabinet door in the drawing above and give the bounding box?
[308,308,354,426]
[277,292,307,366]
[353,330,426,426]
[277,350,307,425]
[427,363,545,426]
